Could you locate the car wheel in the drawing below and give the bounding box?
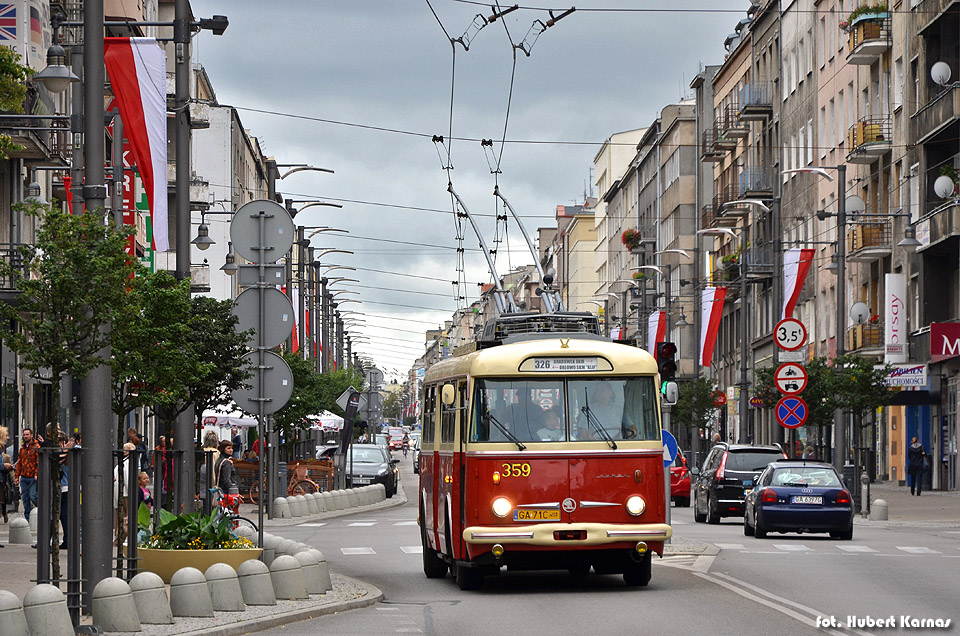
[693,493,706,523]
[831,526,854,540]
[706,494,720,525]
[675,496,690,508]
[622,552,652,587]
[754,511,768,538]
[743,509,755,536]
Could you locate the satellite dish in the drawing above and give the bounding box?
[850,302,870,325]
[845,195,866,214]
[931,61,952,86]
[934,175,957,199]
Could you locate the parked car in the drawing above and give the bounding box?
[412,438,421,474]
[345,444,400,498]
[692,443,787,524]
[670,450,690,507]
[743,460,853,539]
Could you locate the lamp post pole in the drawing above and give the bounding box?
[835,164,847,472]
[739,231,749,443]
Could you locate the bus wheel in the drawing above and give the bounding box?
[455,564,484,591]
[623,552,652,587]
[420,508,447,579]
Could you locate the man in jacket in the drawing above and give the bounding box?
[14,428,39,520]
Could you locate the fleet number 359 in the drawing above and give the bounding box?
[500,463,531,477]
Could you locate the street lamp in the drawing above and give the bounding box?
[322,265,356,275]
[286,199,343,218]
[32,44,79,93]
[220,241,238,276]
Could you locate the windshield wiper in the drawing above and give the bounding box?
[485,412,526,451]
[581,390,617,449]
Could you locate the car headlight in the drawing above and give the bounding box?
[378,467,389,476]
[625,495,646,516]
[492,497,512,518]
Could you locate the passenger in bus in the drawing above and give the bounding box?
[577,382,638,440]
[535,408,565,441]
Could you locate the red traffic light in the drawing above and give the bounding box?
[655,342,678,381]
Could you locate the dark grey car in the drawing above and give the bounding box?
[692,443,786,524]
[346,444,400,498]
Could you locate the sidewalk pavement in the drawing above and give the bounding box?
[855,480,960,526]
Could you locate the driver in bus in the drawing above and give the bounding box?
[535,408,565,441]
[576,382,637,440]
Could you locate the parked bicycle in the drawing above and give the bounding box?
[247,465,320,504]
[213,488,258,534]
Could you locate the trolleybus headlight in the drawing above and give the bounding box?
[492,497,512,518]
[625,496,646,516]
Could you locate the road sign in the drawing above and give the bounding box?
[661,430,678,467]
[711,391,727,407]
[231,351,294,416]
[230,199,295,263]
[775,396,808,429]
[779,350,805,363]
[232,286,294,349]
[775,362,808,395]
[775,317,807,351]
[337,386,367,412]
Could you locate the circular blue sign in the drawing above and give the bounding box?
[775,396,808,429]
[661,429,679,467]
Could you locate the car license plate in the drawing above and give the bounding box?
[791,495,822,505]
[353,478,372,485]
[513,509,561,522]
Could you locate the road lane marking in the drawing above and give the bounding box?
[714,543,746,550]
[394,521,419,526]
[774,544,813,551]
[341,547,377,555]
[896,546,940,554]
[348,522,377,526]
[300,522,327,527]
[400,546,423,554]
[836,545,877,552]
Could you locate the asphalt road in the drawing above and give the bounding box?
[257,458,959,636]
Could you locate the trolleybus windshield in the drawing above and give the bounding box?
[471,377,659,443]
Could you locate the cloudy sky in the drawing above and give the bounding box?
[190,0,747,380]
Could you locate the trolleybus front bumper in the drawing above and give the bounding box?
[463,522,671,549]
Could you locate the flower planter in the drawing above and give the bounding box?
[138,547,262,583]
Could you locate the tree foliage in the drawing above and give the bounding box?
[0,45,30,158]
[671,377,718,432]
[272,352,325,439]
[382,390,404,422]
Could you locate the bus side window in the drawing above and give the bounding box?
[457,380,468,442]
[440,389,456,444]
[422,385,436,445]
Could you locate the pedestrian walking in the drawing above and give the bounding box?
[14,428,40,521]
[215,440,238,495]
[231,427,243,459]
[907,437,927,496]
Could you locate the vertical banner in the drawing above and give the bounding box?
[884,273,907,363]
[782,248,815,319]
[646,310,665,355]
[700,286,728,368]
[290,286,300,354]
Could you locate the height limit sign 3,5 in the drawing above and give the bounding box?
[775,317,807,351]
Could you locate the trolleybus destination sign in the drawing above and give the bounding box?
[526,357,600,372]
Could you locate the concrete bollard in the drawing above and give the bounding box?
[129,571,174,625]
[204,563,245,612]
[331,490,345,510]
[92,577,142,633]
[269,555,308,600]
[8,518,31,544]
[22,584,74,636]
[305,493,320,514]
[320,490,334,512]
[237,560,276,606]
[292,495,306,517]
[374,483,386,501]
[273,497,291,519]
[348,489,363,508]
[169,567,214,618]
[870,498,889,521]
[295,495,309,516]
[307,548,334,592]
[0,590,30,636]
[275,538,297,557]
[293,550,323,595]
[363,486,377,505]
[262,534,281,567]
[27,514,36,533]
[234,524,255,539]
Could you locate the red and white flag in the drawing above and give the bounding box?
[700,286,728,368]
[782,248,815,319]
[104,37,168,252]
[290,287,300,354]
[646,310,665,355]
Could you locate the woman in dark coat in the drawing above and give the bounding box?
[907,437,927,496]
[215,440,239,495]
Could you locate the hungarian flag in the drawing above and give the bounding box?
[103,38,168,252]
[782,248,815,319]
[700,286,728,368]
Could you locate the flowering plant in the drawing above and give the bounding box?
[137,503,254,550]
[632,271,647,280]
[621,228,643,250]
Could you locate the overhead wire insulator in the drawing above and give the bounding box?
[456,14,488,51]
[481,139,500,174]
[516,20,546,57]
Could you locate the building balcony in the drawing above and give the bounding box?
[700,129,726,162]
[846,220,892,262]
[738,166,775,198]
[742,246,775,279]
[846,15,891,65]
[737,82,774,121]
[912,84,958,146]
[0,243,28,306]
[845,322,884,357]
[712,261,742,290]
[720,105,750,139]
[916,199,960,253]
[0,116,70,163]
[846,117,892,164]
[701,185,743,228]
[190,263,211,294]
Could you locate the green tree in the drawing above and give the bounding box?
[0,46,31,158]
[272,352,325,447]
[833,353,892,463]
[383,390,404,422]
[0,203,139,580]
[670,377,718,456]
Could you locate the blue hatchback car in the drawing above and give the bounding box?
[743,460,854,540]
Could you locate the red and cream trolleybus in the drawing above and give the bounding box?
[418,313,673,590]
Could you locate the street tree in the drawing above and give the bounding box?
[670,377,718,455]
[272,352,325,449]
[383,390,404,422]
[833,353,892,461]
[0,46,31,158]
[0,203,139,580]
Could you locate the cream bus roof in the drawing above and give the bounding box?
[424,336,658,382]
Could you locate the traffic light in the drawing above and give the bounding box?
[656,341,678,384]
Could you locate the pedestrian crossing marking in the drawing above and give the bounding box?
[393,521,418,526]
[348,522,377,527]
[773,544,813,551]
[837,545,877,552]
[714,543,746,550]
[400,546,423,554]
[896,546,940,554]
[341,547,377,555]
[300,522,327,527]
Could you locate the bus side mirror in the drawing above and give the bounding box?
[441,384,456,406]
[662,381,678,405]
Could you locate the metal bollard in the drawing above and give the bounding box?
[129,571,174,624]
[269,555,308,600]
[204,563,245,612]
[870,498,889,521]
[91,577,142,632]
[169,567,214,618]
[0,589,30,636]
[237,559,276,606]
[22,584,75,636]
[293,551,323,595]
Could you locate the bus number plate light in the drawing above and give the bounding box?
[553,530,586,541]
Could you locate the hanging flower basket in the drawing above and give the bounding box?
[632,271,647,280]
[621,228,643,252]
